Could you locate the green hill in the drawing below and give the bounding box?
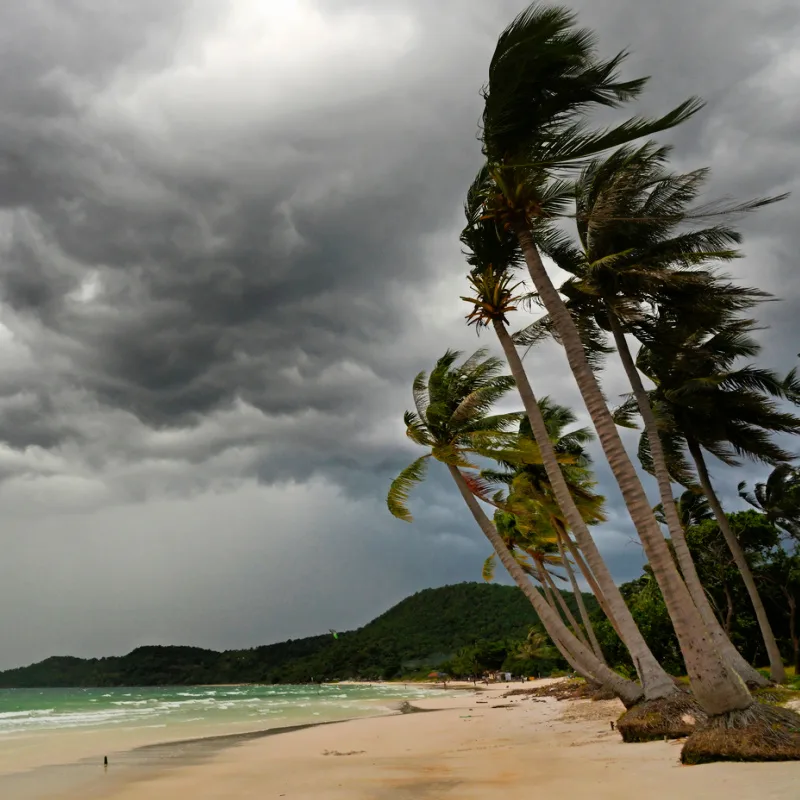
[0,582,592,687]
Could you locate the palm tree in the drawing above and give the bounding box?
[655,490,712,530]
[618,312,800,683]
[487,399,610,661]
[514,626,560,664]
[520,143,775,687]
[507,406,608,662]
[482,510,595,658]
[739,464,800,543]
[475,4,755,720]
[387,348,642,705]
[460,210,679,702]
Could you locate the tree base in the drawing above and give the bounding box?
[591,685,618,702]
[617,692,705,743]
[681,704,800,765]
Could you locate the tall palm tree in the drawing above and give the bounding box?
[618,312,800,683]
[739,464,800,543]
[460,210,678,701]
[520,143,775,687]
[387,348,642,705]
[475,3,761,723]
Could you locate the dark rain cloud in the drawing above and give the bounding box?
[0,0,798,669]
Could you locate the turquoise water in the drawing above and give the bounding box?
[0,684,443,738]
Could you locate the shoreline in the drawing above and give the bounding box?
[0,686,458,800]
[4,681,800,798]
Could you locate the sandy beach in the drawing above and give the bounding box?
[7,680,796,800]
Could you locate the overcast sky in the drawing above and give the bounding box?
[0,0,798,671]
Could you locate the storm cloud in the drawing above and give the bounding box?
[0,0,798,669]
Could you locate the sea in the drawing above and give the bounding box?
[0,683,451,798]
[0,683,445,739]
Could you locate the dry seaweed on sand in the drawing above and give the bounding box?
[681,704,800,765]
[503,679,608,702]
[616,692,705,743]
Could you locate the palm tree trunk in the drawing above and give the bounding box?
[549,626,598,682]
[492,317,677,700]
[786,592,799,675]
[608,313,769,688]
[561,532,624,640]
[686,439,786,683]
[539,562,590,648]
[447,463,643,706]
[556,524,606,663]
[724,583,735,636]
[538,560,560,613]
[532,573,597,682]
[516,230,752,715]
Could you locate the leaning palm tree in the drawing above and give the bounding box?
[506,406,608,662]
[739,464,800,543]
[460,197,681,711]
[519,143,775,687]
[485,507,595,652]
[481,399,610,662]
[482,509,595,662]
[387,348,642,705]
[617,312,800,684]
[475,4,800,759]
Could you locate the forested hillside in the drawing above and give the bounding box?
[0,582,586,687]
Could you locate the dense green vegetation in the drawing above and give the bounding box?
[0,583,590,687]
[595,510,800,679]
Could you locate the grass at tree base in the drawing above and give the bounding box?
[616,691,705,743]
[681,704,800,764]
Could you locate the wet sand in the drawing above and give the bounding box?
[5,682,800,799]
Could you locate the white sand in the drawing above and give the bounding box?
[49,681,800,799]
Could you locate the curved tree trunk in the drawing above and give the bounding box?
[687,439,786,684]
[549,626,599,682]
[447,463,643,706]
[556,524,606,663]
[492,317,677,700]
[608,314,769,688]
[516,230,752,716]
[529,562,596,681]
[539,562,590,648]
[561,532,624,640]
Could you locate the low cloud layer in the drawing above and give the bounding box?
[0,0,798,669]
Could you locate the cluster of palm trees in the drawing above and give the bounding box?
[386,4,800,763]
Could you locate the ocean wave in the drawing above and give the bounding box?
[0,709,55,719]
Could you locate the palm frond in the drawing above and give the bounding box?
[482,553,497,582]
[462,471,508,509]
[403,411,434,447]
[482,4,650,161]
[431,443,476,469]
[387,455,430,522]
[612,395,640,429]
[411,371,430,421]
